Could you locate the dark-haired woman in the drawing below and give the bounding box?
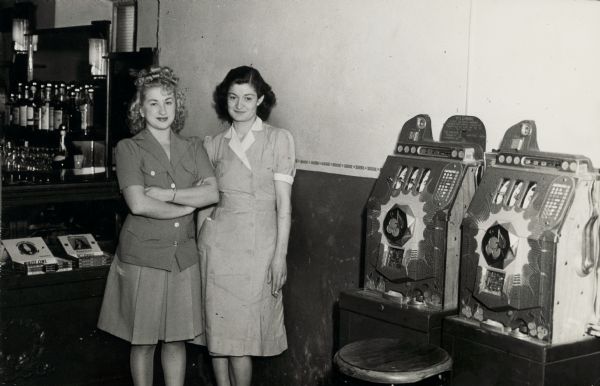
[196,66,295,386]
[98,66,218,386]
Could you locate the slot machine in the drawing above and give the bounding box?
[338,114,486,346]
[444,120,600,386]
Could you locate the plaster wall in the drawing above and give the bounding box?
[53,0,111,28]
[141,0,600,177]
[132,2,600,384]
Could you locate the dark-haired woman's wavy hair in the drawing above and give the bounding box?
[128,66,186,134]
[213,66,276,123]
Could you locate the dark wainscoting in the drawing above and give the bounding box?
[252,169,375,386]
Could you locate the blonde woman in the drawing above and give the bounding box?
[98,66,218,386]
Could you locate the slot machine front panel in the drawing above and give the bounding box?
[368,158,464,291]
[458,121,599,344]
[364,115,485,311]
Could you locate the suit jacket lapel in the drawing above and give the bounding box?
[133,129,173,173]
[170,132,192,171]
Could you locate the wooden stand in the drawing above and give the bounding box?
[339,289,456,348]
[442,316,600,386]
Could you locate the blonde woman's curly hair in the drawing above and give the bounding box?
[128,66,186,134]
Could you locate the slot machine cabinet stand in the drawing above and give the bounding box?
[338,115,486,349]
[442,316,600,386]
[442,120,600,386]
[339,289,457,348]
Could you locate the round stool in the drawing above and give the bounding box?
[334,338,452,385]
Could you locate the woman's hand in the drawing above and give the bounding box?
[145,186,172,202]
[587,323,600,337]
[268,256,287,297]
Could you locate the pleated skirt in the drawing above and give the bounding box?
[97,255,203,345]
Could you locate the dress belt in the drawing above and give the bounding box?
[218,195,276,211]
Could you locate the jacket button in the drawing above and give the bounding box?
[174,222,180,227]
[170,183,176,188]
[150,170,156,176]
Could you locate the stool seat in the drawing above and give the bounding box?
[334,338,452,384]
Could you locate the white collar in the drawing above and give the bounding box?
[224,117,264,139]
[225,118,263,170]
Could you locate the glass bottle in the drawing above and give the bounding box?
[40,84,51,131]
[3,140,14,175]
[53,83,67,130]
[46,83,55,131]
[78,86,95,133]
[52,124,69,169]
[31,81,42,132]
[11,92,20,128]
[0,86,6,128]
[5,93,15,126]
[18,85,28,129]
[68,88,81,132]
[26,82,36,130]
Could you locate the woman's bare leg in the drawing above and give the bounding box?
[212,356,232,386]
[130,344,156,386]
[229,356,252,386]
[162,341,186,386]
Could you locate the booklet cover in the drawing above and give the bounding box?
[2,237,55,264]
[58,234,104,258]
[1,237,73,275]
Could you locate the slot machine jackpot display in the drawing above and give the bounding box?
[444,120,600,386]
[338,114,486,346]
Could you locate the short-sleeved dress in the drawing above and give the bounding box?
[196,117,295,356]
[98,129,214,345]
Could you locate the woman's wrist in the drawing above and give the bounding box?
[272,253,287,262]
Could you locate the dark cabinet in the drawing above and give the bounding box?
[0,265,131,386]
[0,182,131,386]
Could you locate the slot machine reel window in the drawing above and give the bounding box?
[508,180,525,207]
[498,179,536,209]
[391,166,432,195]
[417,169,431,193]
[494,179,511,205]
[522,182,537,209]
[405,168,420,192]
[391,165,409,195]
